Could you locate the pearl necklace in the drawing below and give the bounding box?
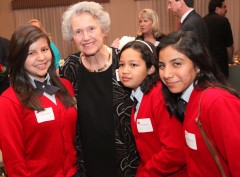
[80,46,111,72]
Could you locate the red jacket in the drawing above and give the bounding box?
[132,82,187,177]
[184,88,240,177]
[0,78,78,177]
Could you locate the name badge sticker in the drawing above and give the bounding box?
[137,118,153,133]
[35,107,55,123]
[185,130,197,150]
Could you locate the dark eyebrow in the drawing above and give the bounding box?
[159,58,183,63]
[170,58,183,62]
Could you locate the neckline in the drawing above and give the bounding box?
[80,46,112,73]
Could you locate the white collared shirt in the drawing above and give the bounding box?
[181,83,194,103]
[131,87,143,121]
[180,8,194,23]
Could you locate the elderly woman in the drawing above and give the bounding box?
[60,1,139,177]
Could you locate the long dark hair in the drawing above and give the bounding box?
[158,31,239,121]
[118,40,159,94]
[8,24,75,111]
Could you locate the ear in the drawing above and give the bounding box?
[147,65,155,75]
[215,7,221,14]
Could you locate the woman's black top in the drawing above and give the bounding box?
[60,48,139,177]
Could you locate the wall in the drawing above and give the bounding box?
[0,0,15,39]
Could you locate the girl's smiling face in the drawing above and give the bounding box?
[158,45,198,93]
[24,38,52,82]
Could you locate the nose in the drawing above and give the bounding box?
[82,30,90,40]
[161,66,173,79]
[37,52,45,61]
[122,65,130,74]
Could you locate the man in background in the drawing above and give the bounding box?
[167,0,209,46]
[0,36,10,94]
[204,0,234,78]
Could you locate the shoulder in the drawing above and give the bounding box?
[60,78,72,87]
[186,10,204,23]
[146,82,164,99]
[193,87,239,105]
[205,87,235,98]
[64,52,80,65]
[0,87,21,105]
[60,52,80,74]
[60,78,74,96]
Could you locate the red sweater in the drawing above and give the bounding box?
[132,82,187,177]
[184,88,240,177]
[0,78,78,177]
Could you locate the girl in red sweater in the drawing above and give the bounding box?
[118,40,187,177]
[158,30,240,177]
[0,24,79,177]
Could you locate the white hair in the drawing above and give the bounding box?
[62,1,111,41]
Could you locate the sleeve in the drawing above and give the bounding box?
[141,94,186,177]
[208,96,240,176]
[0,96,31,176]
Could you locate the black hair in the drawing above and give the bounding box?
[176,0,194,8]
[118,40,159,94]
[208,0,225,13]
[184,0,194,7]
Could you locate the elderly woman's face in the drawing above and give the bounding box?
[71,13,105,56]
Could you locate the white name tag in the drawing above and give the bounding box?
[115,69,120,81]
[35,107,55,123]
[137,118,153,133]
[185,130,197,150]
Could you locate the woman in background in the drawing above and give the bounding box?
[112,8,164,51]
[0,24,78,176]
[136,8,165,48]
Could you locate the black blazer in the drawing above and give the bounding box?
[181,10,209,46]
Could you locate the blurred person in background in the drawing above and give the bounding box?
[0,36,10,94]
[203,0,234,78]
